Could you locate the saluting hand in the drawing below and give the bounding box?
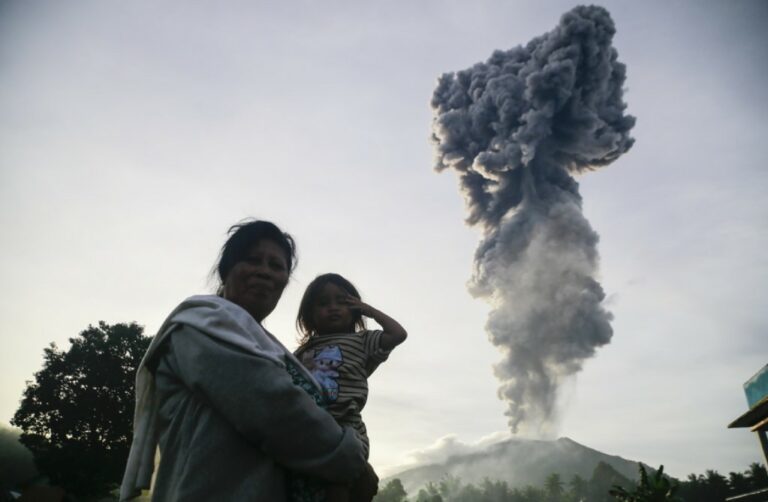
[343,295,375,317]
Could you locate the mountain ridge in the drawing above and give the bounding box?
[383,436,644,494]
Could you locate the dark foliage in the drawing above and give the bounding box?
[375,478,408,502]
[11,322,151,500]
[678,463,768,502]
[380,461,768,501]
[590,461,634,502]
[610,465,682,501]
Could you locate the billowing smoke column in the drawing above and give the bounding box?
[431,5,635,434]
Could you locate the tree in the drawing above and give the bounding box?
[416,482,443,502]
[609,465,682,502]
[521,485,546,502]
[703,469,729,501]
[678,473,706,501]
[545,473,565,501]
[728,471,750,495]
[568,474,588,502]
[591,461,633,502]
[481,477,511,502]
[438,473,462,499]
[11,322,151,499]
[374,478,408,502]
[747,462,768,490]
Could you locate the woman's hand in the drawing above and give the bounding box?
[349,462,379,501]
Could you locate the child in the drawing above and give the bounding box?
[295,273,407,502]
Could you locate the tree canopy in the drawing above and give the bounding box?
[610,465,683,502]
[375,478,408,502]
[376,461,768,502]
[11,322,151,499]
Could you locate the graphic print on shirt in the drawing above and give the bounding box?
[305,345,343,402]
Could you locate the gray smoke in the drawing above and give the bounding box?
[431,5,635,434]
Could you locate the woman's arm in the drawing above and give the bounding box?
[345,296,407,351]
[168,326,366,483]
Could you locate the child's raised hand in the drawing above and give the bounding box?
[343,295,374,317]
[343,294,407,349]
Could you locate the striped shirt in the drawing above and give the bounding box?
[294,330,391,456]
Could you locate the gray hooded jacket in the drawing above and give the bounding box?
[120,296,365,501]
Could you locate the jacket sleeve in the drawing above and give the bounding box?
[167,326,365,483]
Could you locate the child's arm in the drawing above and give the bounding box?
[344,295,407,350]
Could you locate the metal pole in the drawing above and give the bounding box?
[758,429,768,466]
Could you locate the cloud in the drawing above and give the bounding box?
[399,431,511,468]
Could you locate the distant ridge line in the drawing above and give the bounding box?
[384,436,645,494]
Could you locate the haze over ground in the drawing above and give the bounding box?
[1,0,766,479]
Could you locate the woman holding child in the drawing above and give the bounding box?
[120,220,378,501]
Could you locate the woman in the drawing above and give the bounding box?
[120,220,372,501]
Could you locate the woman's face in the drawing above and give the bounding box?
[222,239,290,322]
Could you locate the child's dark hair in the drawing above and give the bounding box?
[296,273,366,344]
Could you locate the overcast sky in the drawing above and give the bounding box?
[1,0,766,479]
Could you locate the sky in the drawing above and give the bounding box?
[1,0,766,480]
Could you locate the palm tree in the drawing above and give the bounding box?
[568,474,588,502]
[545,473,565,501]
[747,462,768,490]
[703,469,729,501]
[728,471,750,495]
[609,465,682,502]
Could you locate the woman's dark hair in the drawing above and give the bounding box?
[296,273,366,344]
[216,219,297,288]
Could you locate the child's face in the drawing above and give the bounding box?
[312,282,355,335]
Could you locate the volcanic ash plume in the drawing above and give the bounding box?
[431,5,635,434]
